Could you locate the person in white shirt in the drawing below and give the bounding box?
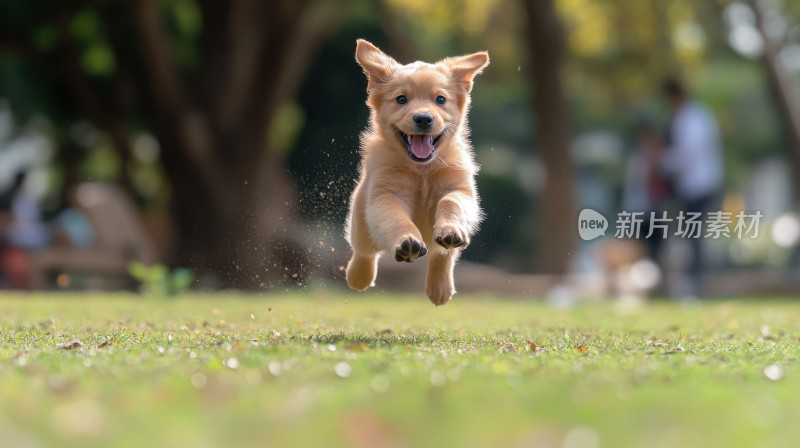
[661,79,723,298]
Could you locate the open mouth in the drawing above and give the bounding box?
[398,131,444,162]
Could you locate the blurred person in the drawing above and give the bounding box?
[0,172,50,288]
[0,174,18,284]
[623,118,670,263]
[0,172,23,211]
[661,79,723,299]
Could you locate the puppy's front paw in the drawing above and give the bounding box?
[434,224,469,250]
[394,236,427,262]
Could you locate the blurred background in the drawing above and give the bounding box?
[1,0,799,299]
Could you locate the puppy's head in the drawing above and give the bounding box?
[355,39,489,163]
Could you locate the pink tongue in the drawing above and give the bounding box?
[410,135,433,159]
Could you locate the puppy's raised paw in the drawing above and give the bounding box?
[394,236,427,262]
[434,224,469,250]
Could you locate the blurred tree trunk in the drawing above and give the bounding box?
[1,0,342,288]
[750,0,800,189]
[127,0,341,287]
[376,0,416,63]
[523,0,577,274]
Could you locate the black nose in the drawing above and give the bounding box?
[413,113,434,129]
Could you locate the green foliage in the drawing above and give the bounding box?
[128,263,195,297]
[32,25,58,51]
[162,0,202,69]
[80,41,116,76]
[170,0,202,37]
[70,9,116,76]
[268,101,306,157]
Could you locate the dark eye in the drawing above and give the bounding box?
[436,95,446,105]
[396,95,407,105]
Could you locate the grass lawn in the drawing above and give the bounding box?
[1,292,799,448]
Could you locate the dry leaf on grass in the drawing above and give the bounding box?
[346,342,369,352]
[663,344,685,355]
[58,340,83,350]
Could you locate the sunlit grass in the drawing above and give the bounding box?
[1,292,799,448]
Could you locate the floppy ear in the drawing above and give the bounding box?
[444,51,490,93]
[355,39,398,90]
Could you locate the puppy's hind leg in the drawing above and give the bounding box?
[346,184,380,292]
[425,248,459,306]
[347,253,379,292]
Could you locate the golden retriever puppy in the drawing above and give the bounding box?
[345,39,489,306]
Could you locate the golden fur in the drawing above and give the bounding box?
[345,39,489,306]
